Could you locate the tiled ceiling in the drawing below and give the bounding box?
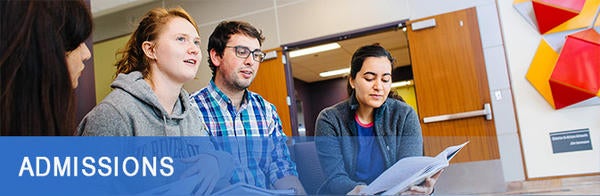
[289,29,410,83]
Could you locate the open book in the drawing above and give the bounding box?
[360,141,469,195]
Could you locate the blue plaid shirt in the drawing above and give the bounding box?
[190,80,298,189]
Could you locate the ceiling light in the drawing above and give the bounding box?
[391,80,414,88]
[319,68,350,77]
[289,43,341,58]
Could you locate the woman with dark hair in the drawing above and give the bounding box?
[315,44,439,195]
[0,0,93,136]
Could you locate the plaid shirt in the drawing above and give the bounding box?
[190,80,298,189]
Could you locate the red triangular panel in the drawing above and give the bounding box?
[532,1,580,34]
[552,29,600,94]
[549,80,595,109]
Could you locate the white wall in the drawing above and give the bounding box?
[496,0,600,178]
[93,0,599,181]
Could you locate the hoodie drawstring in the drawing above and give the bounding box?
[162,115,167,136]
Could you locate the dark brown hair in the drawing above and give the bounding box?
[207,21,265,79]
[347,44,395,96]
[0,0,93,135]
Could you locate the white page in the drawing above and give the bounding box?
[360,141,469,195]
[360,156,437,195]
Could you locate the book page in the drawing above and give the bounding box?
[360,141,469,195]
[360,156,438,195]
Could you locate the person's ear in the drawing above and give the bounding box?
[349,77,356,89]
[209,49,222,67]
[142,41,157,60]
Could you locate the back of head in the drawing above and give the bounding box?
[0,0,92,135]
[207,21,265,79]
[114,7,198,79]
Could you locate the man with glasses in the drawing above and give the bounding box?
[190,21,306,194]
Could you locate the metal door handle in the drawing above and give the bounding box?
[423,103,492,123]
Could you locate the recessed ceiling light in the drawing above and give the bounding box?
[319,67,350,77]
[289,43,341,58]
[391,80,414,88]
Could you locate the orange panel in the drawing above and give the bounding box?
[526,40,559,107]
[546,0,600,34]
[513,0,530,4]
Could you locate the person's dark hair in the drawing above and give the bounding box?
[207,21,265,79]
[388,91,406,102]
[347,44,395,96]
[115,7,198,79]
[0,0,93,135]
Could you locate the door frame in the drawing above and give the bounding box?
[281,19,410,137]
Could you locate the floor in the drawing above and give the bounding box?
[501,175,600,195]
[434,160,600,195]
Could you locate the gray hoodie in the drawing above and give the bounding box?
[78,71,208,136]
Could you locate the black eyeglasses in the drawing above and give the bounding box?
[225,45,266,62]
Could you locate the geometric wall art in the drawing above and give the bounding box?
[514,0,600,109]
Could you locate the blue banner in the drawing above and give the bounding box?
[0,137,227,195]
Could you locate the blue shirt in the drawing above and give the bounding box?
[190,80,298,189]
[354,115,385,183]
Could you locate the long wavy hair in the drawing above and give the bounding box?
[0,0,93,135]
[114,7,199,79]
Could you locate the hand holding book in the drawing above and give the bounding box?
[359,141,469,195]
[401,169,442,195]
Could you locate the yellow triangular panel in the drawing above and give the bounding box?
[513,0,530,4]
[546,0,600,34]
[526,39,559,108]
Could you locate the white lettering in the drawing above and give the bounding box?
[82,156,95,177]
[18,157,34,177]
[73,156,78,177]
[570,140,590,145]
[142,157,157,176]
[36,157,50,176]
[98,157,112,176]
[160,157,174,176]
[53,157,70,176]
[122,157,139,177]
[114,156,119,177]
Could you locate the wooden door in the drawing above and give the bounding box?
[407,8,499,162]
[248,48,293,136]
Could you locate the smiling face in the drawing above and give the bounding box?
[211,34,261,92]
[65,43,91,88]
[349,56,392,110]
[144,16,201,84]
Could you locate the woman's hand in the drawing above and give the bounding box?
[347,184,367,195]
[400,169,443,195]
